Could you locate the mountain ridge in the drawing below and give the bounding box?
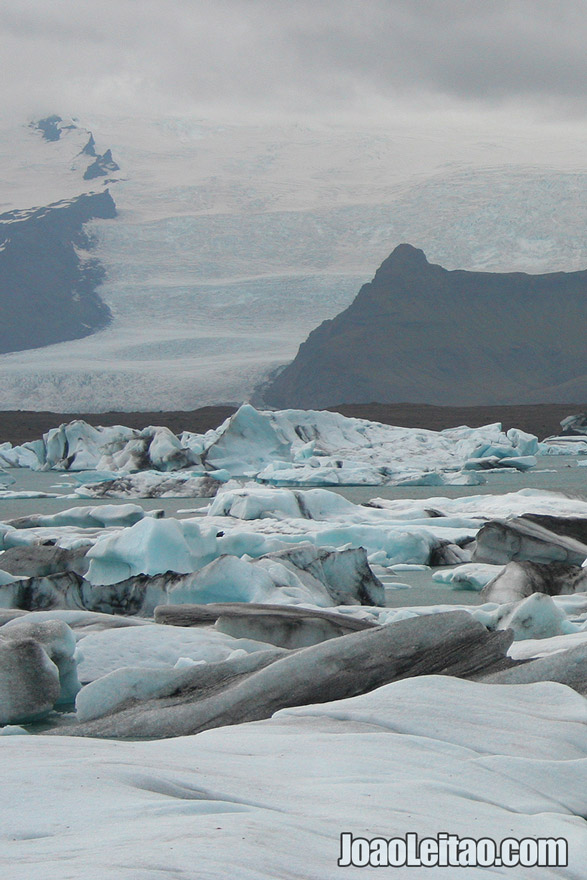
[261,244,587,408]
[0,190,117,354]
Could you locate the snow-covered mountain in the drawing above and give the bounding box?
[0,114,585,411]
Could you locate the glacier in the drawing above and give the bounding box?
[0,114,585,410]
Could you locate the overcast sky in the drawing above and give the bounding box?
[0,0,585,125]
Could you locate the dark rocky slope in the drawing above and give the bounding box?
[262,244,587,407]
[0,190,116,354]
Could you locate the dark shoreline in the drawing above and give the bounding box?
[0,402,584,447]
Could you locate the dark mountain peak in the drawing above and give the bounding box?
[30,115,77,142]
[83,148,120,181]
[261,249,587,409]
[0,190,116,354]
[374,243,432,282]
[389,242,428,264]
[81,133,97,157]
[0,190,117,234]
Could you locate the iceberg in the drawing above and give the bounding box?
[85,517,200,586]
[0,616,80,703]
[0,406,548,487]
[0,637,60,724]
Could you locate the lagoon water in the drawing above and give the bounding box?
[2,455,585,608]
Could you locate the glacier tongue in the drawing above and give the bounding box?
[0,115,585,410]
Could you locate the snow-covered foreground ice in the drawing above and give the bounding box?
[1,676,586,879]
[1,422,586,879]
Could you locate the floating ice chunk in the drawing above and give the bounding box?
[0,638,60,724]
[98,425,201,472]
[475,517,587,567]
[74,623,276,681]
[464,455,535,471]
[67,613,513,739]
[508,629,587,660]
[211,468,231,481]
[389,563,430,572]
[166,553,326,606]
[477,592,578,641]
[257,459,393,486]
[433,563,504,591]
[163,545,367,608]
[75,647,284,724]
[389,471,445,486]
[1,616,80,703]
[482,560,587,604]
[79,544,385,612]
[204,404,291,475]
[85,517,199,585]
[499,455,537,470]
[208,485,357,521]
[391,470,486,486]
[368,489,587,522]
[0,442,43,469]
[0,467,15,486]
[142,426,195,470]
[75,666,191,722]
[312,523,439,567]
[71,470,122,484]
[178,430,207,457]
[74,471,216,499]
[541,436,587,454]
[5,503,156,530]
[0,543,90,579]
[443,470,486,485]
[486,643,587,692]
[506,428,539,456]
[157,603,376,648]
[0,608,150,632]
[44,421,137,470]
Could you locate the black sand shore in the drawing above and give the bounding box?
[0,402,584,446]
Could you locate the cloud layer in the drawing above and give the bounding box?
[1,0,585,121]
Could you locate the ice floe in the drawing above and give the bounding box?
[0,637,61,724]
[62,610,513,738]
[481,561,587,603]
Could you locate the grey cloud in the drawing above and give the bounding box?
[0,0,585,120]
